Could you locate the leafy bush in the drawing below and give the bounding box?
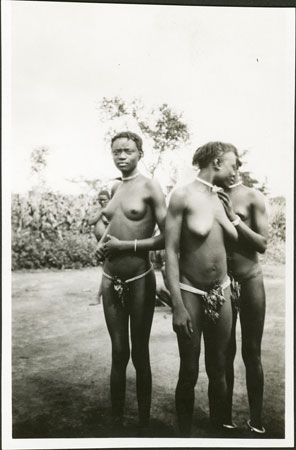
[11,192,286,270]
[11,192,98,270]
[268,197,286,242]
[260,196,286,265]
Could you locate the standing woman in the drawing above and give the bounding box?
[96,131,167,434]
[165,142,238,436]
[216,170,268,434]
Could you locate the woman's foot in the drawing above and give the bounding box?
[110,416,124,436]
[222,422,237,429]
[247,419,266,434]
[137,424,150,437]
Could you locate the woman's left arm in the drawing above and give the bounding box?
[218,190,268,253]
[86,205,103,225]
[104,179,167,256]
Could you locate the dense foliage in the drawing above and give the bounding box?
[268,197,285,242]
[11,192,286,270]
[11,192,98,270]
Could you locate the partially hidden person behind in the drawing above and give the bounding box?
[87,189,111,305]
[165,141,239,436]
[95,131,167,435]
[215,163,268,434]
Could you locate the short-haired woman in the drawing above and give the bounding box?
[165,142,238,436]
[96,131,167,435]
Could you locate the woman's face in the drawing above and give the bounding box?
[214,151,238,188]
[111,138,140,173]
[98,195,109,208]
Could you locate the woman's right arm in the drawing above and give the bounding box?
[165,189,193,339]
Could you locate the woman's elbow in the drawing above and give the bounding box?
[154,234,165,250]
[257,237,268,254]
[87,214,98,225]
[231,228,238,242]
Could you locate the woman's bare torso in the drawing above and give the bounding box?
[102,176,156,278]
[179,183,230,291]
[227,185,262,281]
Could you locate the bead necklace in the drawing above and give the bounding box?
[122,172,140,181]
[229,181,242,189]
[195,175,221,193]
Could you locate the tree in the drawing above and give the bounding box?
[239,150,269,195]
[257,177,269,196]
[30,147,50,192]
[136,102,190,176]
[66,176,104,195]
[240,170,260,188]
[98,97,191,192]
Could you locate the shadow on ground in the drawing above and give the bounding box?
[11,265,285,440]
[13,374,174,438]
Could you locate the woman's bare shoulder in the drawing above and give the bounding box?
[250,189,267,211]
[143,175,160,188]
[111,179,121,196]
[242,185,266,205]
[168,184,191,209]
[143,176,165,196]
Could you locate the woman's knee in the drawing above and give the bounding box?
[178,363,199,389]
[206,352,227,381]
[112,345,130,368]
[131,345,150,371]
[241,342,261,367]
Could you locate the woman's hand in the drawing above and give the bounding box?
[217,191,236,222]
[95,243,106,262]
[103,234,122,258]
[173,305,193,339]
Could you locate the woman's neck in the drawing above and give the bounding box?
[225,177,242,192]
[229,180,242,189]
[196,169,215,187]
[121,169,139,181]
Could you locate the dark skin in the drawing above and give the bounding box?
[86,193,111,305]
[165,152,238,436]
[87,193,111,240]
[215,173,268,431]
[95,137,166,432]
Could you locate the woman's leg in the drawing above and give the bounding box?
[97,280,102,304]
[204,287,232,426]
[175,290,203,437]
[225,306,238,425]
[240,274,265,429]
[128,270,156,429]
[102,277,130,425]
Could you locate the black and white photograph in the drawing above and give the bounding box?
[2,0,295,448]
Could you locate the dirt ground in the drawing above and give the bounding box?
[11,263,285,440]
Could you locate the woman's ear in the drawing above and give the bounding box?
[213,158,221,170]
[139,151,144,159]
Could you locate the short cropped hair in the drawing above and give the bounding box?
[98,189,110,198]
[111,131,143,155]
[192,141,241,169]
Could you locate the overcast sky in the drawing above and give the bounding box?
[5,1,295,196]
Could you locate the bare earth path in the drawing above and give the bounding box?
[12,263,285,439]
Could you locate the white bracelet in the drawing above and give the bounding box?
[134,239,137,252]
[232,215,241,226]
